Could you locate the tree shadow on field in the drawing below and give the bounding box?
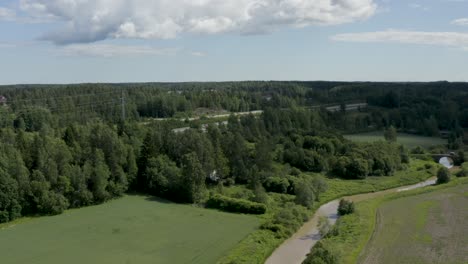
[144,196,174,204]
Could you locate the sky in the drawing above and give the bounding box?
[1,0,468,84]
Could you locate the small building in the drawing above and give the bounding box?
[0,95,7,105]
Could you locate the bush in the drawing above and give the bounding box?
[263,177,290,194]
[251,184,270,204]
[337,199,355,216]
[294,182,315,208]
[457,162,468,177]
[436,167,451,184]
[318,216,332,237]
[303,241,339,264]
[206,194,266,214]
[261,203,309,237]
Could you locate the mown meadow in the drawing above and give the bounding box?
[0,196,259,264]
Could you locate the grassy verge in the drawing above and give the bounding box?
[321,160,434,202]
[217,160,436,264]
[314,177,468,264]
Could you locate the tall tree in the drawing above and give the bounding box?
[181,152,206,203]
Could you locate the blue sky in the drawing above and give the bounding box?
[1,0,468,84]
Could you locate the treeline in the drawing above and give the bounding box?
[0,122,138,222]
[0,104,408,223]
[1,81,466,135]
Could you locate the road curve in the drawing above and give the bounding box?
[265,178,437,264]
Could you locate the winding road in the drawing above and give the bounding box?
[265,177,437,264]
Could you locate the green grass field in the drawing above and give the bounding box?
[359,183,468,264]
[0,195,259,264]
[344,131,446,149]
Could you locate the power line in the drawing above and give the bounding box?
[13,99,121,115]
[4,90,121,105]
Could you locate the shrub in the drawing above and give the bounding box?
[337,199,355,216]
[263,177,290,194]
[457,162,468,177]
[261,203,309,237]
[303,241,339,264]
[424,164,433,170]
[206,194,266,214]
[294,182,315,208]
[318,216,332,237]
[436,167,451,184]
[251,184,270,204]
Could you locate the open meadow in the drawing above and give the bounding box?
[344,131,446,149]
[0,196,259,264]
[359,183,468,264]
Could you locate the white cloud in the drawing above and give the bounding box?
[451,18,468,26]
[408,3,429,11]
[331,30,468,50]
[0,7,16,21]
[190,51,206,57]
[16,0,377,44]
[58,44,179,57]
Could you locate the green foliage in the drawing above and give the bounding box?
[303,241,338,264]
[457,162,468,177]
[261,203,309,237]
[206,194,266,214]
[294,181,316,208]
[384,126,397,142]
[318,216,332,237]
[436,167,451,184]
[0,169,21,223]
[144,155,181,198]
[252,184,270,204]
[181,152,206,203]
[263,177,290,194]
[337,199,355,216]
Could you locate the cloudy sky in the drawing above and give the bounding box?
[1,0,468,84]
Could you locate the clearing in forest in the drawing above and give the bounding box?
[344,131,446,149]
[359,183,468,264]
[0,195,259,264]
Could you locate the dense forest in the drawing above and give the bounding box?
[0,81,466,223]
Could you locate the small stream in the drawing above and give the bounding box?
[265,178,437,264]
